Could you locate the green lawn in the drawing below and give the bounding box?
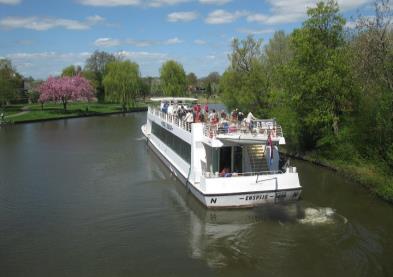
[2,104,26,116]
[3,102,146,123]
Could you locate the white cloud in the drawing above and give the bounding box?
[247,12,304,25]
[148,0,189,7]
[116,50,168,61]
[0,15,104,31]
[6,51,91,78]
[337,0,371,11]
[199,0,231,5]
[5,50,169,78]
[94,37,183,47]
[78,0,189,7]
[78,0,140,6]
[167,11,198,22]
[194,39,206,45]
[246,0,373,25]
[205,9,248,24]
[125,39,155,47]
[94,38,121,47]
[0,0,21,4]
[86,15,105,23]
[237,28,275,35]
[7,52,91,61]
[164,37,183,44]
[246,13,268,23]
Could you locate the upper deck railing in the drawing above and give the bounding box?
[203,120,283,139]
[148,106,283,139]
[149,106,192,132]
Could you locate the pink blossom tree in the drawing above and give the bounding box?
[38,75,94,112]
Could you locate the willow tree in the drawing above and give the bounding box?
[103,60,141,110]
[159,60,186,97]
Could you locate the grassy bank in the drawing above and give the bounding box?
[3,102,146,123]
[282,149,393,203]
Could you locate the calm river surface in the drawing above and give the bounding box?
[1,113,393,276]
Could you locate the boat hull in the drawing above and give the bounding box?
[142,125,302,208]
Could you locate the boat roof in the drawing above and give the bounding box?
[150,97,198,102]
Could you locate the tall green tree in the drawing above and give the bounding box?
[203,72,221,98]
[229,35,264,72]
[103,60,141,110]
[62,65,82,77]
[186,72,197,87]
[351,0,393,165]
[0,59,21,110]
[84,51,116,103]
[264,31,293,87]
[220,36,270,117]
[159,60,186,97]
[286,0,355,150]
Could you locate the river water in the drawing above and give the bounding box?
[0,113,392,277]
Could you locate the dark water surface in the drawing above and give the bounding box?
[1,113,392,277]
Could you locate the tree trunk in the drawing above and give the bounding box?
[41,102,43,111]
[332,117,339,136]
[63,100,67,112]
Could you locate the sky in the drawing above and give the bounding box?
[0,0,376,79]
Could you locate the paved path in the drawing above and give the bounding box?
[4,106,30,118]
[6,111,29,118]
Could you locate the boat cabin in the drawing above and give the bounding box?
[147,97,284,179]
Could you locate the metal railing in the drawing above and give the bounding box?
[203,170,282,178]
[149,106,192,132]
[149,106,284,139]
[203,121,283,139]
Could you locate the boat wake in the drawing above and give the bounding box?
[298,207,347,225]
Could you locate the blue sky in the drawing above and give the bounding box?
[0,0,374,79]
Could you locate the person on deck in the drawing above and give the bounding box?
[245,112,256,130]
[219,167,232,177]
[220,110,227,120]
[185,110,194,129]
[231,108,238,122]
[209,109,218,124]
[238,111,244,122]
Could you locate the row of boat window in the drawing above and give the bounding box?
[151,122,191,163]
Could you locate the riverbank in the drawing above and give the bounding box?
[281,149,393,203]
[2,102,147,124]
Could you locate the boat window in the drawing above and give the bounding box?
[219,147,231,173]
[233,146,242,173]
[151,122,191,163]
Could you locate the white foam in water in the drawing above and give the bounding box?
[135,137,146,141]
[298,207,337,225]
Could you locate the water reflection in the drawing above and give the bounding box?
[168,176,353,271]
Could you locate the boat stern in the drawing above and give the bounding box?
[198,170,302,208]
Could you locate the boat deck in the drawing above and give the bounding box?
[148,106,284,143]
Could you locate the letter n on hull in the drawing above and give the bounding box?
[210,198,217,204]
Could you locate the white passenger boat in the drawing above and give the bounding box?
[141,97,302,208]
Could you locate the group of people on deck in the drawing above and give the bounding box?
[160,101,267,136]
[161,101,256,126]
